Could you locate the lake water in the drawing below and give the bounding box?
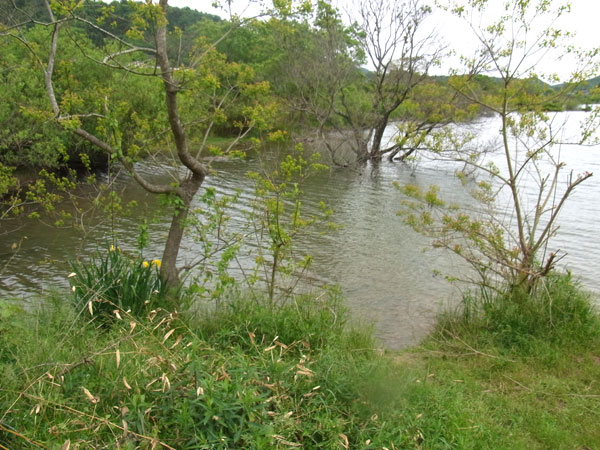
[1,112,599,348]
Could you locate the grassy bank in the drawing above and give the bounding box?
[1,274,599,449]
[389,274,600,449]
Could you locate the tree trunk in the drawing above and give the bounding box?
[161,199,191,288]
[370,121,388,160]
[353,128,371,163]
[156,0,207,290]
[370,108,394,161]
[160,174,204,288]
[355,140,371,163]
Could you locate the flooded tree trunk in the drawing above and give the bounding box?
[370,121,388,160]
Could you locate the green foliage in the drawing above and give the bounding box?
[0,290,406,449]
[247,138,331,302]
[0,29,74,170]
[0,0,220,48]
[0,164,23,220]
[178,43,276,141]
[184,187,244,302]
[444,272,600,353]
[0,1,271,171]
[448,73,581,113]
[0,165,16,199]
[69,246,168,322]
[189,18,280,73]
[0,21,165,173]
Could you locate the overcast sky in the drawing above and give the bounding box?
[166,0,599,80]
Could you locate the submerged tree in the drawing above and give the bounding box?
[341,0,446,162]
[400,0,598,293]
[269,0,458,166]
[1,0,271,288]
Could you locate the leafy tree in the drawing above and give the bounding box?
[1,0,273,289]
[344,0,446,162]
[385,77,478,161]
[269,1,363,163]
[272,0,462,166]
[400,0,598,293]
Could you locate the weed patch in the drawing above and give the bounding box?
[2,273,599,449]
[0,292,405,449]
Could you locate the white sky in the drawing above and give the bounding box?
[168,0,599,80]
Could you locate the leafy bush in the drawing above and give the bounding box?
[70,246,169,322]
[437,272,600,353]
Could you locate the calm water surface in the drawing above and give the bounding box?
[1,113,599,348]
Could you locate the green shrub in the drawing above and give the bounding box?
[69,246,169,322]
[437,272,600,353]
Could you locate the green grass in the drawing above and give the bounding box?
[385,273,600,449]
[386,340,600,449]
[1,273,599,449]
[0,291,406,449]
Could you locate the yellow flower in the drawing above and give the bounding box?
[109,245,115,252]
[142,261,149,268]
[151,259,162,268]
